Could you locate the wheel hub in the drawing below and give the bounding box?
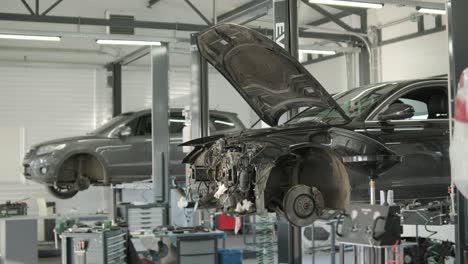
[294,194,315,218]
[283,184,324,227]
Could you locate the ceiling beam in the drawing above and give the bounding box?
[41,0,63,16]
[114,46,151,65]
[20,0,35,15]
[379,25,446,46]
[307,11,350,26]
[0,12,207,31]
[0,12,361,43]
[183,0,212,25]
[216,0,272,24]
[302,0,357,32]
[327,6,365,15]
[302,52,344,65]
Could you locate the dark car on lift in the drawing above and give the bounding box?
[180,24,450,227]
[318,76,450,201]
[22,109,245,199]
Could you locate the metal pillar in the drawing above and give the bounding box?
[273,0,299,118]
[274,0,301,263]
[190,34,210,138]
[358,13,371,85]
[151,44,170,225]
[110,63,122,117]
[447,0,468,262]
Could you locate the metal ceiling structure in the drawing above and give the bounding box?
[340,0,445,9]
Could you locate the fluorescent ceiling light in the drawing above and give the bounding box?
[308,0,383,9]
[416,7,446,15]
[96,39,162,46]
[299,49,337,55]
[0,34,61,41]
[170,119,185,123]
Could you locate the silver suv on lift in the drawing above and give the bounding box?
[23,109,245,199]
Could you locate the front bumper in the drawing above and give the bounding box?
[23,153,61,185]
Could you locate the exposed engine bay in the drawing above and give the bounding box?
[180,128,400,227]
[189,138,260,215]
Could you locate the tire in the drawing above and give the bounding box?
[47,185,78,199]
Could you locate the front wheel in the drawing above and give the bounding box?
[283,185,324,227]
[47,185,78,199]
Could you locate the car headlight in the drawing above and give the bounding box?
[36,144,66,155]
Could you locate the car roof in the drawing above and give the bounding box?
[348,75,447,94]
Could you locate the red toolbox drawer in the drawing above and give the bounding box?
[217,214,242,231]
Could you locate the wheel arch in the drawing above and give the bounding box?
[56,150,109,184]
[263,144,351,212]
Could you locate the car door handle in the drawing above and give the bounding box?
[364,128,382,132]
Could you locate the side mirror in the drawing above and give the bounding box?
[378,103,415,121]
[116,126,132,137]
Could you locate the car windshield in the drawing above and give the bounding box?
[88,114,131,135]
[286,83,397,125]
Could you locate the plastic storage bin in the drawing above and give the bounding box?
[218,249,243,264]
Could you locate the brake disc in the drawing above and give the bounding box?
[283,184,324,227]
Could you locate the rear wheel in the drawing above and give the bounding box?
[47,185,78,199]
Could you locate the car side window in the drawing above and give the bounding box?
[210,114,237,132]
[170,112,185,134]
[135,114,152,136]
[373,86,448,121]
[399,98,428,120]
[125,117,140,136]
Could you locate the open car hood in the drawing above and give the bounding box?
[196,24,349,127]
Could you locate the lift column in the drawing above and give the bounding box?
[273,0,302,263]
[151,44,170,225]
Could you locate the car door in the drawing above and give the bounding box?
[101,114,150,182]
[131,113,154,180]
[362,81,450,201]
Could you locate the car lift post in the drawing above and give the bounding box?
[151,43,171,225]
[447,0,468,263]
[190,33,210,139]
[274,0,302,263]
[189,33,210,226]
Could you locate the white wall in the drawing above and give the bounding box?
[208,70,258,127]
[121,64,258,127]
[369,6,449,82]
[0,62,111,215]
[305,55,349,94]
[380,31,448,81]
